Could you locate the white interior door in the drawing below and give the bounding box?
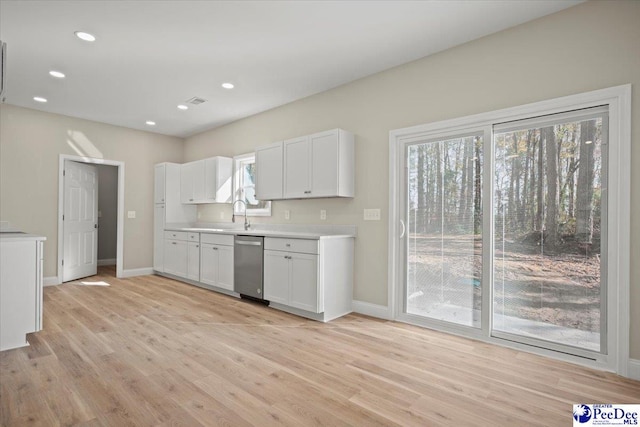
[63,161,98,282]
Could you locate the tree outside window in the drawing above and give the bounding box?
[233,153,271,216]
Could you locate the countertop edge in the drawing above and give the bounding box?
[0,234,47,242]
[164,227,355,240]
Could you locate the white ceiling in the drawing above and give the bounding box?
[0,1,581,138]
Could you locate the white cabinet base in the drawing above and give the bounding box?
[264,237,353,322]
[1,238,44,351]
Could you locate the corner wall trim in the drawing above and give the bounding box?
[121,267,154,278]
[629,359,640,381]
[352,300,390,320]
[98,258,117,266]
[43,276,60,287]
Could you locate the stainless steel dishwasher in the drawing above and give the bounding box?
[233,235,267,303]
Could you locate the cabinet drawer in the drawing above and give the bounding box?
[164,231,189,241]
[265,238,318,255]
[201,233,234,246]
[188,232,200,242]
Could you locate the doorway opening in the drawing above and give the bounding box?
[57,155,125,283]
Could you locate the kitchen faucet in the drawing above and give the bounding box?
[232,200,250,230]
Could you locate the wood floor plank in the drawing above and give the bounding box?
[1,266,638,426]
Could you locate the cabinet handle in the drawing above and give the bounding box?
[196,245,199,248]
[172,242,177,245]
[189,198,194,201]
[285,243,291,247]
[213,247,218,250]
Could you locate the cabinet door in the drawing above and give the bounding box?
[192,160,206,202]
[153,205,165,272]
[180,163,195,204]
[263,250,290,305]
[255,143,283,200]
[200,243,218,286]
[163,239,176,275]
[187,241,200,281]
[310,130,339,197]
[168,240,188,278]
[217,245,234,291]
[204,158,218,202]
[154,164,165,204]
[289,253,319,313]
[283,136,311,198]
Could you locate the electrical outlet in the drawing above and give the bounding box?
[127,211,136,219]
[197,211,202,219]
[219,211,224,219]
[363,208,381,221]
[284,210,290,220]
[320,210,326,220]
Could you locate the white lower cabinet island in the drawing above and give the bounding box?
[0,232,45,351]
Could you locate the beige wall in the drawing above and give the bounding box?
[183,1,640,357]
[0,104,184,276]
[96,164,118,261]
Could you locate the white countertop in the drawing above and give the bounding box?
[165,224,356,240]
[0,232,47,242]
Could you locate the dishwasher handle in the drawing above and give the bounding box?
[235,240,262,246]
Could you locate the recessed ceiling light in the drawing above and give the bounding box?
[33,96,48,103]
[146,121,156,126]
[177,104,188,110]
[221,82,234,89]
[49,70,65,79]
[75,31,96,42]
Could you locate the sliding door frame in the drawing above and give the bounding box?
[388,85,631,376]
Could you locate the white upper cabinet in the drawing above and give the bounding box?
[283,136,311,199]
[181,157,232,204]
[154,164,166,204]
[283,129,354,199]
[255,142,284,200]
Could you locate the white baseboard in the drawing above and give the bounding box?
[98,258,116,266]
[352,300,390,320]
[43,276,60,287]
[629,359,640,381]
[121,267,154,278]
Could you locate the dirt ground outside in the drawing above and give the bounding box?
[406,233,601,336]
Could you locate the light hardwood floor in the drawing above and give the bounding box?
[1,267,638,426]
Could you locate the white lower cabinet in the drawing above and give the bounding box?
[0,237,44,351]
[199,234,234,291]
[187,241,200,281]
[263,250,290,305]
[163,231,199,280]
[264,237,353,321]
[163,239,187,277]
[265,250,319,312]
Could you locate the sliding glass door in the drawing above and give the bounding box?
[406,135,483,328]
[492,110,607,355]
[400,107,608,359]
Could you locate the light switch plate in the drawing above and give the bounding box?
[320,210,327,220]
[98,210,102,218]
[284,210,290,220]
[219,212,224,219]
[127,211,136,219]
[363,208,381,221]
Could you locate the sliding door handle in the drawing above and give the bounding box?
[399,219,406,239]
